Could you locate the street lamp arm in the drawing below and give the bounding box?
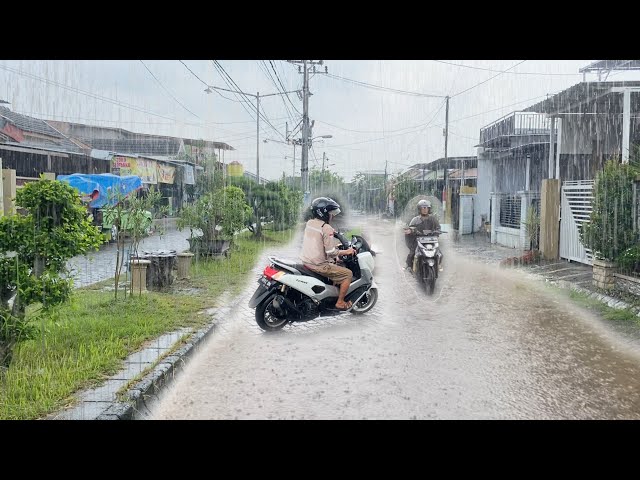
[207,86,300,98]
[261,90,301,98]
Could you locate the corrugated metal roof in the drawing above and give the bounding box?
[183,137,234,151]
[84,138,182,156]
[579,60,640,73]
[524,81,640,115]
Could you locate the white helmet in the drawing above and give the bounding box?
[417,199,431,211]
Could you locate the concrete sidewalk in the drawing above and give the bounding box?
[448,230,640,315]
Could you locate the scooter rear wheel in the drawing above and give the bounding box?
[256,294,289,331]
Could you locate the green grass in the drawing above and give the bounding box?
[0,228,295,420]
[187,229,297,297]
[568,289,640,325]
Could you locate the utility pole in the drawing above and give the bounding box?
[302,61,310,199]
[384,159,388,213]
[384,159,388,188]
[443,95,450,222]
[444,96,450,161]
[289,60,327,203]
[321,151,326,192]
[256,92,260,184]
[205,85,299,185]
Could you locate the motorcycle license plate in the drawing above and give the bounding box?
[259,275,273,288]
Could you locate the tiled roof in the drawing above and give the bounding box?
[0,107,85,153]
[0,106,61,137]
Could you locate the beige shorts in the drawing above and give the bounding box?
[306,262,352,284]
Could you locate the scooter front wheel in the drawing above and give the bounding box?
[351,288,378,314]
[424,265,436,295]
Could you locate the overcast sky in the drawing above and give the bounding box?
[3,59,638,182]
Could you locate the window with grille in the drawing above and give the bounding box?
[499,196,521,229]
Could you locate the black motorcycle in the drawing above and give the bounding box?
[407,227,443,295]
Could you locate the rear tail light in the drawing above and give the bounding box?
[263,264,281,280]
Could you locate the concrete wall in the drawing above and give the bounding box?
[495,226,522,249]
[614,273,640,297]
[476,148,493,230]
[2,167,16,216]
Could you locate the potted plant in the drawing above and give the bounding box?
[521,205,540,264]
[177,186,252,257]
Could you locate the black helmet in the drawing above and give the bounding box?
[311,197,341,220]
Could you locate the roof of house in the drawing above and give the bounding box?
[0,107,88,153]
[47,120,235,151]
[84,138,183,157]
[579,60,640,73]
[0,106,62,137]
[448,167,477,179]
[183,137,235,151]
[524,81,640,115]
[416,156,477,171]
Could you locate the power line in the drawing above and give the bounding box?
[178,60,209,87]
[325,98,447,148]
[258,60,296,124]
[404,98,448,151]
[451,60,527,98]
[212,88,247,103]
[15,110,290,140]
[213,60,285,140]
[140,60,201,119]
[433,60,582,76]
[322,93,549,149]
[0,63,187,123]
[272,60,302,116]
[310,144,320,167]
[0,62,250,130]
[211,61,260,124]
[213,66,281,138]
[323,72,446,98]
[316,118,439,135]
[448,93,549,123]
[448,129,479,142]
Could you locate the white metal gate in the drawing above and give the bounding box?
[560,180,594,265]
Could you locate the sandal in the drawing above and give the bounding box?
[334,301,353,311]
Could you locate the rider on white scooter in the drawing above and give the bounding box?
[300,197,356,311]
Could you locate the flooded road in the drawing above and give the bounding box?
[146,217,640,419]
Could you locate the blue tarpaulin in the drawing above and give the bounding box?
[57,173,143,208]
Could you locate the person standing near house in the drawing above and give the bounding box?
[404,199,443,272]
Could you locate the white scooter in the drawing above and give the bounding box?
[248,232,379,331]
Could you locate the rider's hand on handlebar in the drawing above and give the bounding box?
[340,247,356,257]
